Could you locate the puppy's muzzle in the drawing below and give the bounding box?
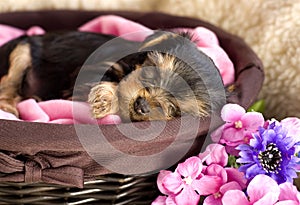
[134,97,150,115]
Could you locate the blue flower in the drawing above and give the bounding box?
[236,121,300,184]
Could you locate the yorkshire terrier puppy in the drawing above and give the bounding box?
[0,30,226,122]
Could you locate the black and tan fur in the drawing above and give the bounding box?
[0,31,226,122]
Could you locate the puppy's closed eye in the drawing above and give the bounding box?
[140,66,161,87]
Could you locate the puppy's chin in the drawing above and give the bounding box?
[128,108,171,122]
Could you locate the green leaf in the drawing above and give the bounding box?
[227,155,239,168]
[247,99,265,113]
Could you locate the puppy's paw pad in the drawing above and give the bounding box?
[88,83,118,119]
[90,100,111,118]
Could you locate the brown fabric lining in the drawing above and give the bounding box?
[0,10,264,187]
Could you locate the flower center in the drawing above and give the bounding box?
[214,192,222,199]
[183,176,193,185]
[234,120,243,129]
[258,143,282,173]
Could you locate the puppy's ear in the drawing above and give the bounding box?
[142,30,193,43]
[174,31,193,41]
[139,32,176,51]
[140,30,198,54]
[118,52,148,68]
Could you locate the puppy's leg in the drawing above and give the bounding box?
[88,82,119,118]
[0,43,31,116]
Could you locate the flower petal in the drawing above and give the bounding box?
[285,167,298,183]
[275,201,299,205]
[245,163,265,179]
[157,170,173,195]
[270,172,287,185]
[151,195,177,205]
[152,196,167,205]
[205,164,227,184]
[236,143,252,151]
[193,175,222,195]
[222,190,250,205]
[254,192,280,205]
[211,125,225,143]
[165,196,177,205]
[162,172,183,194]
[221,104,245,122]
[199,144,228,166]
[225,145,240,156]
[225,168,247,190]
[247,174,280,204]
[204,195,222,205]
[249,132,264,150]
[238,163,254,175]
[281,117,300,142]
[282,136,297,150]
[241,112,264,131]
[220,181,242,194]
[237,149,255,163]
[222,128,245,144]
[262,129,277,144]
[174,186,200,205]
[278,182,300,202]
[176,157,203,179]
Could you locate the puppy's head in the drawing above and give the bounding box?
[118,31,226,122]
[118,53,205,121]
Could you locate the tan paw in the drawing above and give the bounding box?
[0,99,19,117]
[88,82,119,119]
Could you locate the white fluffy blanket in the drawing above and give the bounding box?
[0,0,299,119]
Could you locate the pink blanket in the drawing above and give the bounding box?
[0,15,234,124]
[1,99,121,124]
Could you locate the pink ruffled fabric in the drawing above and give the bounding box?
[16,99,121,125]
[0,15,234,124]
[79,15,153,41]
[0,25,45,46]
[79,15,234,85]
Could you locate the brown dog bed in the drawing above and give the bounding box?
[0,10,263,204]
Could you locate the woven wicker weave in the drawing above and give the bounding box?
[0,174,157,204]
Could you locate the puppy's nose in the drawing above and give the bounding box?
[134,97,150,115]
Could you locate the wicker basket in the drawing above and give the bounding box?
[0,10,264,204]
[0,174,158,205]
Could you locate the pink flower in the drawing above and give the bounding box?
[281,117,300,143]
[198,143,228,167]
[201,164,246,205]
[152,195,176,205]
[222,174,281,205]
[154,144,247,205]
[222,174,300,205]
[225,167,247,190]
[204,181,241,205]
[152,196,167,205]
[157,157,222,205]
[156,170,173,196]
[211,103,264,147]
[276,182,300,205]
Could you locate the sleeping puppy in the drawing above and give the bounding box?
[0,31,226,122]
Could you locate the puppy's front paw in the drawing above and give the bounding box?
[0,98,19,117]
[88,82,119,119]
